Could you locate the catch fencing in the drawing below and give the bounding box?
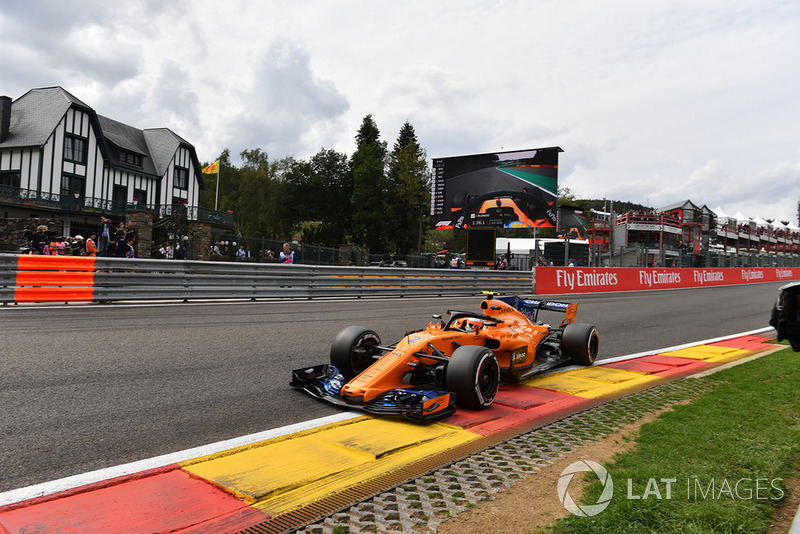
[0,254,533,304]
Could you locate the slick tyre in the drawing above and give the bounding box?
[446,346,500,409]
[562,323,599,366]
[330,326,381,380]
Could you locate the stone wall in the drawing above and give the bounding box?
[0,218,61,252]
[126,209,154,259]
[188,221,211,261]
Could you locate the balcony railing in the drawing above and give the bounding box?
[0,185,234,226]
[615,212,683,228]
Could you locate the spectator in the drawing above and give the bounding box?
[97,217,112,257]
[174,242,187,260]
[279,243,295,264]
[71,235,86,256]
[125,222,137,249]
[31,225,49,254]
[261,249,275,261]
[235,245,247,260]
[165,242,174,259]
[496,254,509,270]
[113,230,130,258]
[51,236,67,256]
[211,243,221,256]
[86,232,99,257]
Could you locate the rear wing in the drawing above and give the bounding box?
[495,295,578,326]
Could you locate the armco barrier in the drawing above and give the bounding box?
[0,254,532,304]
[534,266,800,294]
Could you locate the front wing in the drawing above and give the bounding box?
[290,364,457,423]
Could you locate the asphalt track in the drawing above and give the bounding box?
[0,282,781,496]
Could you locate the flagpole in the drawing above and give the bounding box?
[214,159,220,211]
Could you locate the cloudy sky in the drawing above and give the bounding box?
[2,0,799,222]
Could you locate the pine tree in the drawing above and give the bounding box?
[350,115,389,251]
[388,121,431,253]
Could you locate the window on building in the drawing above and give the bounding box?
[112,185,128,212]
[172,195,188,217]
[121,151,143,167]
[61,175,85,209]
[0,171,20,188]
[64,134,87,164]
[133,188,147,206]
[174,167,189,190]
[0,171,21,198]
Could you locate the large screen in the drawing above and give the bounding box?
[431,147,562,229]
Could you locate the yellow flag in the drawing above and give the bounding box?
[202,159,219,174]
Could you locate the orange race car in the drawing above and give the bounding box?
[291,293,599,422]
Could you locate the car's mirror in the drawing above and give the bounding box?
[770,281,800,351]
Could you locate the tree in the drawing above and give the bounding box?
[284,148,353,245]
[350,115,389,251]
[234,148,294,238]
[387,121,431,253]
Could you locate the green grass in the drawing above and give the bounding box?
[538,347,800,534]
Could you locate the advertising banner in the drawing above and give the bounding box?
[534,267,800,295]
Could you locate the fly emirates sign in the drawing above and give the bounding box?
[536,267,800,295]
[554,269,619,291]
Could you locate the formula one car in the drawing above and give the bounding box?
[438,188,557,229]
[291,293,599,423]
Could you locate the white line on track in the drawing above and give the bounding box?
[0,326,777,508]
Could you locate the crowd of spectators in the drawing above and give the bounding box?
[155,241,186,260]
[209,241,297,264]
[27,218,139,258]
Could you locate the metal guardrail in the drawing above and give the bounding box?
[0,254,533,304]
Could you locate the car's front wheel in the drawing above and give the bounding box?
[446,345,500,409]
[562,323,599,366]
[330,326,381,380]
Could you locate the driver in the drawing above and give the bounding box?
[457,318,483,332]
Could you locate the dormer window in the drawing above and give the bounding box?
[121,150,143,167]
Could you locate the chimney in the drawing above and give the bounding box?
[0,96,11,143]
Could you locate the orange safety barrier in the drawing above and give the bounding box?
[14,255,96,303]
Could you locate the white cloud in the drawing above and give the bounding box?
[1,0,799,221]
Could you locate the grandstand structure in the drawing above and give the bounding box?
[585,199,800,268]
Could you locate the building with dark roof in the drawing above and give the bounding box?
[0,87,231,257]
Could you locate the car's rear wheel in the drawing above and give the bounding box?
[330,326,382,380]
[446,345,500,409]
[562,323,599,366]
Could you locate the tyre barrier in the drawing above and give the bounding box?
[0,254,533,304]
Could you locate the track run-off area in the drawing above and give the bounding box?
[0,281,785,532]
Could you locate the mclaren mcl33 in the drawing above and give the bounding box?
[291,293,599,423]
